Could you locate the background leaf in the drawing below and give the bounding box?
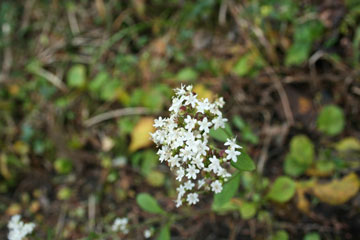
[157,224,171,240]
[289,135,314,167]
[239,201,257,219]
[317,105,345,136]
[304,232,321,240]
[313,173,359,205]
[129,117,155,152]
[271,230,289,240]
[136,193,165,214]
[267,176,296,203]
[67,64,86,88]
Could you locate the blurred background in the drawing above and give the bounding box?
[0,0,360,239]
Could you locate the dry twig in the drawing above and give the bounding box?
[84,107,152,127]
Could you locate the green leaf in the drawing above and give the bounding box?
[176,67,198,82]
[231,152,256,171]
[67,64,86,88]
[285,42,311,66]
[54,157,73,175]
[285,20,324,66]
[212,173,241,210]
[317,105,345,136]
[232,116,258,144]
[136,193,165,214]
[157,224,171,240]
[271,230,289,240]
[242,126,259,144]
[304,232,321,240]
[232,116,246,130]
[232,54,252,77]
[267,176,296,203]
[284,153,307,177]
[239,201,257,219]
[141,150,158,176]
[142,88,165,111]
[290,135,314,167]
[89,71,109,93]
[99,79,121,101]
[209,127,229,142]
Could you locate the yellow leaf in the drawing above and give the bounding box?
[296,188,310,214]
[6,203,22,216]
[193,84,214,101]
[335,137,360,152]
[13,141,29,155]
[129,117,155,152]
[0,154,11,180]
[313,173,359,205]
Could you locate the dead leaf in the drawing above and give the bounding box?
[129,117,155,152]
[296,188,310,214]
[335,137,360,152]
[298,96,312,114]
[6,203,22,216]
[193,84,214,101]
[95,0,106,19]
[306,165,334,177]
[0,154,11,180]
[313,173,360,205]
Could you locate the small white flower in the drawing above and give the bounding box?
[184,115,196,131]
[187,193,199,205]
[180,146,194,162]
[184,180,195,190]
[219,168,231,180]
[186,165,199,180]
[225,148,241,162]
[176,168,185,181]
[193,155,205,169]
[225,138,242,150]
[175,84,187,96]
[175,198,182,208]
[177,185,186,197]
[153,116,165,128]
[8,215,35,240]
[184,94,198,108]
[168,155,181,168]
[198,117,212,134]
[169,97,183,113]
[211,180,223,193]
[212,116,228,130]
[215,97,225,108]
[195,140,209,156]
[197,98,210,114]
[207,156,221,174]
[144,229,152,238]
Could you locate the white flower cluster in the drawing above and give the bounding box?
[151,85,242,207]
[8,215,35,240]
[111,217,129,234]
